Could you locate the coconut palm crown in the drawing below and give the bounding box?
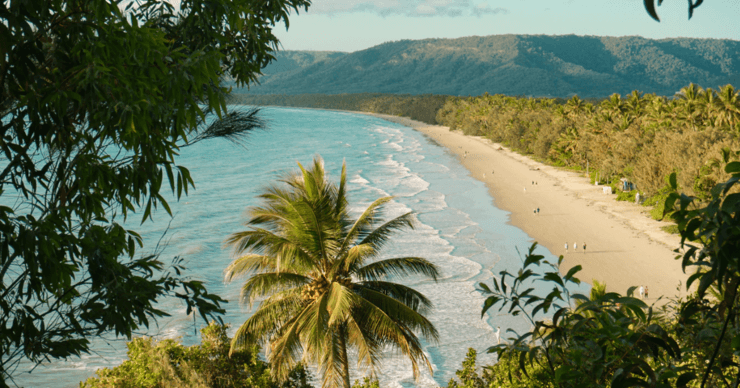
[224,155,440,388]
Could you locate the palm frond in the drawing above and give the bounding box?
[344,314,382,376]
[357,280,434,314]
[356,257,440,282]
[268,300,320,380]
[354,286,439,343]
[339,196,394,253]
[238,272,310,308]
[335,159,348,217]
[224,228,318,271]
[223,254,275,282]
[314,327,346,388]
[325,282,357,326]
[330,243,375,278]
[350,287,438,379]
[187,108,265,147]
[357,211,416,252]
[230,292,302,353]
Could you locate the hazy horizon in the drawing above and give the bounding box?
[274,32,740,55]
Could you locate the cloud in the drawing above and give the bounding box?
[472,3,508,17]
[307,0,509,17]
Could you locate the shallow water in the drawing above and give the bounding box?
[16,107,586,387]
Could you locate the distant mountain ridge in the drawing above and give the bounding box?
[237,35,740,98]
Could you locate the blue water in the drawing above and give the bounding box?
[16,107,580,387]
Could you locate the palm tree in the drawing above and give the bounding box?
[715,84,740,132]
[675,83,706,131]
[223,156,440,388]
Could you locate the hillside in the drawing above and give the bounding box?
[254,50,347,85]
[236,35,740,98]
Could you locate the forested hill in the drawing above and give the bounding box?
[256,50,347,84]
[237,35,740,98]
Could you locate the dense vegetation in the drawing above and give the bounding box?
[228,93,449,125]
[0,0,309,384]
[437,84,740,212]
[254,51,348,85]
[234,35,740,97]
[81,323,311,388]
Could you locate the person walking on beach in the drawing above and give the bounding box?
[573,242,577,252]
[644,286,649,299]
[565,242,568,253]
[638,285,645,300]
[537,207,540,214]
[583,242,586,253]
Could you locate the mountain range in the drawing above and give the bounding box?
[235,34,740,98]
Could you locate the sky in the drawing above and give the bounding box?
[271,0,740,52]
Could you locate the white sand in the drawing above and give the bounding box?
[367,113,688,302]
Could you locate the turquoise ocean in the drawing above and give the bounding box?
[17,107,581,387]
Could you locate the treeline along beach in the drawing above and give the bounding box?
[232,83,740,227]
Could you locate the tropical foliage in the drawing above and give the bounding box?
[81,322,311,388]
[437,84,740,208]
[472,160,740,387]
[223,156,440,388]
[0,0,310,384]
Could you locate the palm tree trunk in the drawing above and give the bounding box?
[339,326,351,388]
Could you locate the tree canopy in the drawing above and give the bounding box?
[0,0,310,384]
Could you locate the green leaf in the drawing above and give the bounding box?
[563,265,582,282]
[481,296,500,317]
[676,372,696,387]
[668,171,677,189]
[732,335,740,351]
[725,161,740,174]
[643,0,660,21]
[543,272,565,288]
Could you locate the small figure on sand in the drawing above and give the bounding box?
[532,181,534,185]
[494,326,501,345]
[573,242,578,252]
[644,286,649,299]
[533,208,537,215]
[564,242,568,253]
[583,242,586,252]
[537,207,540,214]
[638,285,646,300]
[524,187,526,193]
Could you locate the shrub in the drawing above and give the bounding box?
[80,323,312,388]
[447,348,553,388]
[351,378,379,388]
[615,189,638,202]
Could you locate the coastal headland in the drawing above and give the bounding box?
[367,112,689,302]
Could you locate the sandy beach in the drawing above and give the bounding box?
[366,113,688,302]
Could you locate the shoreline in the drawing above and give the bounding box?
[363,112,688,301]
